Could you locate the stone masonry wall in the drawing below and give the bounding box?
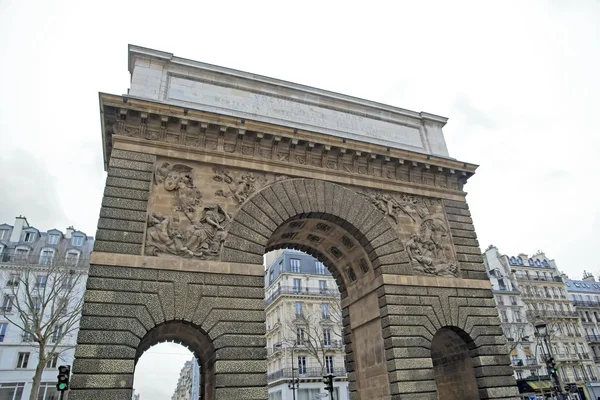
[94,149,156,255]
[69,264,267,400]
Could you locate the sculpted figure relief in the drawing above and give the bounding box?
[213,167,268,204]
[146,162,231,259]
[363,190,458,277]
[212,167,288,204]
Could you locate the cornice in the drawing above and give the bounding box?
[100,94,477,197]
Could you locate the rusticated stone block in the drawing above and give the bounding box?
[213,335,266,350]
[444,206,471,216]
[71,374,133,389]
[109,157,154,172]
[387,357,433,371]
[450,228,478,239]
[72,359,134,374]
[88,265,159,280]
[74,344,136,359]
[68,389,132,400]
[95,229,144,244]
[99,207,146,222]
[443,199,469,209]
[214,360,266,374]
[93,241,141,255]
[97,217,145,233]
[104,186,149,201]
[77,330,140,348]
[388,368,434,383]
[390,380,437,395]
[107,167,152,182]
[223,234,265,256]
[446,213,473,224]
[101,196,148,211]
[215,387,267,400]
[217,347,266,360]
[457,253,484,263]
[448,221,475,231]
[106,176,151,191]
[222,247,263,264]
[451,237,480,247]
[215,373,267,387]
[111,149,156,163]
[478,386,520,399]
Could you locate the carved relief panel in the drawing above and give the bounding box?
[145,159,286,259]
[361,190,459,277]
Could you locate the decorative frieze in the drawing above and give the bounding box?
[106,107,470,193]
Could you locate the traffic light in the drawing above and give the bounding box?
[323,374,334,394]
[545,357,557,376]
[56,365,70,392]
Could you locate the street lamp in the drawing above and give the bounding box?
[288,347,299,400]
[534,319,563,399]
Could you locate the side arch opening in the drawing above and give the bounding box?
[431,326,480,400]
[135,321,215,400]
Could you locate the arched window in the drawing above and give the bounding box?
[39,248,55,266]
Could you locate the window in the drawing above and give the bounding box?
[24,232,36,243]
[500,311,508,322]
[269,269,274,284]
[0,383,24,399]
[36,275,47,288]
[321,303,330,319]
[34,297,43,312]
[0,230,8,240]
[295,302,303,317]
[37,382,60,400]
[315,261,326,275]
[297,356,307,375]
[1,295,13,313]
[323,328,331,346]
[325,355,334,374]
[45,353,59,369]
[16,352,30,368]
[72,236,84,246]
[0,323,7,342]
[290,258,300,273]
[65,251,80,266]
[319,280,328,293]
[15,247,29,262]
[509,296,517,305]
[51,325,63,343]
[7,273,20,287]
[296,328,305,345]
[48,234,59,245]
[293,279,302,293]
[39,249,54,266]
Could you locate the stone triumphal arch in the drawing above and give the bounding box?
[69,45,519,400]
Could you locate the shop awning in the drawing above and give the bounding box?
[528,381,552,389]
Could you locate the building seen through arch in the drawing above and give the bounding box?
[69,45,520,399]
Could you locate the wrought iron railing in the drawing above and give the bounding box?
[265,286,340,305]
[267,367,347,382]
[0,250,90,269]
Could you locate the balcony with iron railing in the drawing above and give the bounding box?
[587,335,600,343]
[267,340,345,356]
[265,286,340,306]
[554,353,580,362]
[267,367,347,382]
[572,299,600,308]
[526,310,579,319]
[0,250,89,269]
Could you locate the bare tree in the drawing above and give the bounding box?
[283,296,343,376]
[1,260,86,400]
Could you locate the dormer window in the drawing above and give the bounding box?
[65,251,81,266]
[24,232,35,243]
[72,236,84,246]
[0,229,8,240]
[39,249,55,266]
[48,234,59,245]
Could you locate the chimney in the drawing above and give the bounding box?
[583,271,595,282]
[9,215,29,243]
[66,226,74,239]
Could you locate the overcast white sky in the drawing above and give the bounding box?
[1,0,599,397]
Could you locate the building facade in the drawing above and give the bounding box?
[265,250,349,400]
[172,359,200,400]
[0,216,93,400]
[565,273,600,398]
[484,246,598,399]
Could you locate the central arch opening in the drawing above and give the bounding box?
[261,214,386,400]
